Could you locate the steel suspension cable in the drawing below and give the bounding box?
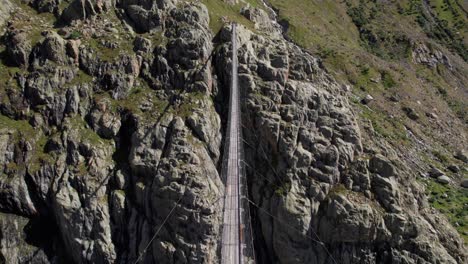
[133,180,191,264]
[244,197,338,264]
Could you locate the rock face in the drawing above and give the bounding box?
[0,2,222,263]
[61,0,115,24]
[0,1,466,264]
[0,0,14,30]
[412,42,452,69]
[212,20,465,263]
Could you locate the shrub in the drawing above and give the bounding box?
[69,31,81,40]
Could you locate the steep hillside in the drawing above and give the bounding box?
[268,0,468,243]
[0,0,466,263]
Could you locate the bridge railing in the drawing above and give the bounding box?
[239,125,256,264]
[219,56,233,262]
[220,22,256,264]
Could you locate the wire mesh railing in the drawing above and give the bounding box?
[220,22,256,264]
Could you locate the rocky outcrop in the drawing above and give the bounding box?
[61,0,115,24]
[212,11,466,262]
[117,0,178,33]
[0,0,14,30]
[5,29,32,67]
[1,1,225,263]
[0,213,50,264]
[412,42,452,70]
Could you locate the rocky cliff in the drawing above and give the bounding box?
[0,0,466,263]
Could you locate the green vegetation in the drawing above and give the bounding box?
[86,36,134,62]
[28,134,55,174]
[274,181,291,196]
[402,0,467,60]
[0,114,35,141]
[68,31,82,40]
[67,115,112,145]
[432,150,450,163]
[358,104,408,143]
[68,70,94,87]
[0,114,55,174]
[348,64,381,92]
[198,0,257,33]
[425,180,468,243]
[10,0,56,45]
[175,91,206,118]
[269,0,359,52]
[93,84,169,123]
[327,184,349,197]
[0,61,22,93]
[381,70,397,89]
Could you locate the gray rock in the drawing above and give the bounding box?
[66,39,81,64]
[0,0,14,30]
[403,106,420,120]
[41,31,67,64]
[412,42,452,70]
[426,112,438,119]
[361,94,374,104]
[437,175,451,184]
[5,29,31,67]
[0,2,466,264]
[0,213,50,264]
[369,154,395,177]
[429,167,444,178]
[447,164,460,173]
[125,5,162,32]
[461,179,468,188]
[454,150,468,163]
[241,6,281,37]
[61,0,114,24]
[133,36,152,53]
[32,0,59,13]
[89,99,121,138]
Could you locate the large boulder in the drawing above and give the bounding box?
[460,179,468,188]
[0,0,14,30]
[369,154,395,177]
[41,31,67,64]
[4,29,31,67]
[454,150,468,163]
[429,167,445,178]
[437,175,451,184]
[61,0,114,24]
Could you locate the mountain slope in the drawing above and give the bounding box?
[0,0,466,263]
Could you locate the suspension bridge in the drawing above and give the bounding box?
[220,23,255,264]
[134,22,335,264]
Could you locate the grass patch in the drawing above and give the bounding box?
[9,0,56,45]
[274,181,291,196]
[67,115,112,145]
[28,133,55,174]
[85,37,134,62]
[199,0,257,33]
[0,114,55,174]
[0,114,35,141]
[403,0,467,60]
[425,179,468,243]
[432,150,450,164]
[381,70,397,89]
[327,184,349,198]
[68,30,82,40]
[358,104,408,144]
[174,91,207,118]
[67,70,94,87]
[93,84,169,122]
